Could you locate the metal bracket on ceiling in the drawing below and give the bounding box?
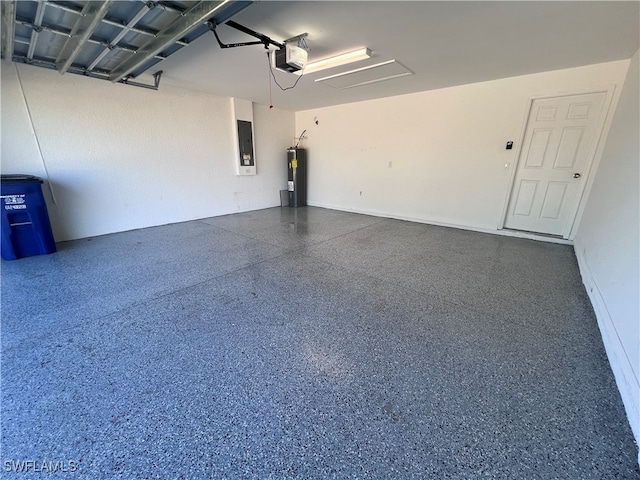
[284,33,308,50]
[120,70,163,90]
[153,70,163,87]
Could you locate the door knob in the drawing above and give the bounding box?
[573,173,581,179]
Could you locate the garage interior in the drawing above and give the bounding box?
[1,1,639,477]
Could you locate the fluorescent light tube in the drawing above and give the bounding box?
[315,60,413,89]
[297,47,371,75]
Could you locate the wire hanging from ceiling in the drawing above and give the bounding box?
[266,50,304,92]
[267,51,273,108]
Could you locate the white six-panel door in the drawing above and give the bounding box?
[504,92,607,237]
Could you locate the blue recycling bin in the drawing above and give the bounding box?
[1,175,56,260]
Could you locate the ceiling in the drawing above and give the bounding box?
[3,1,639,111]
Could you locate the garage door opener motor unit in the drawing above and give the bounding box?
[274,44,307,73]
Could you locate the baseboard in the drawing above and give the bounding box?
[306,201,572,245]
[574,247,640,463]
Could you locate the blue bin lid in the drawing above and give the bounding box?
[1,174,43,184]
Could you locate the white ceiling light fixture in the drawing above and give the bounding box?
[296,47,371,75]
[315,60,413,89]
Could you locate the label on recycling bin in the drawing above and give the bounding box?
[1,194,27,210]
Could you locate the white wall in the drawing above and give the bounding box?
[1,63,294,241]
[574,50,640,450]
[295,60,629,236]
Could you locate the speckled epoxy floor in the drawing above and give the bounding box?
[2,207,638,479]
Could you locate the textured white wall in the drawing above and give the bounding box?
[1,64,43,174]
[1,63,293,241]
[295,60,629,235]
[574,50,640,448]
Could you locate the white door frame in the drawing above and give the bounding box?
[499,85,618,240]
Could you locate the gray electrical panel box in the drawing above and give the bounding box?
[237,120,254,167]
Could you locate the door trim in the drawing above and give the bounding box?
[499,85,618,240]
